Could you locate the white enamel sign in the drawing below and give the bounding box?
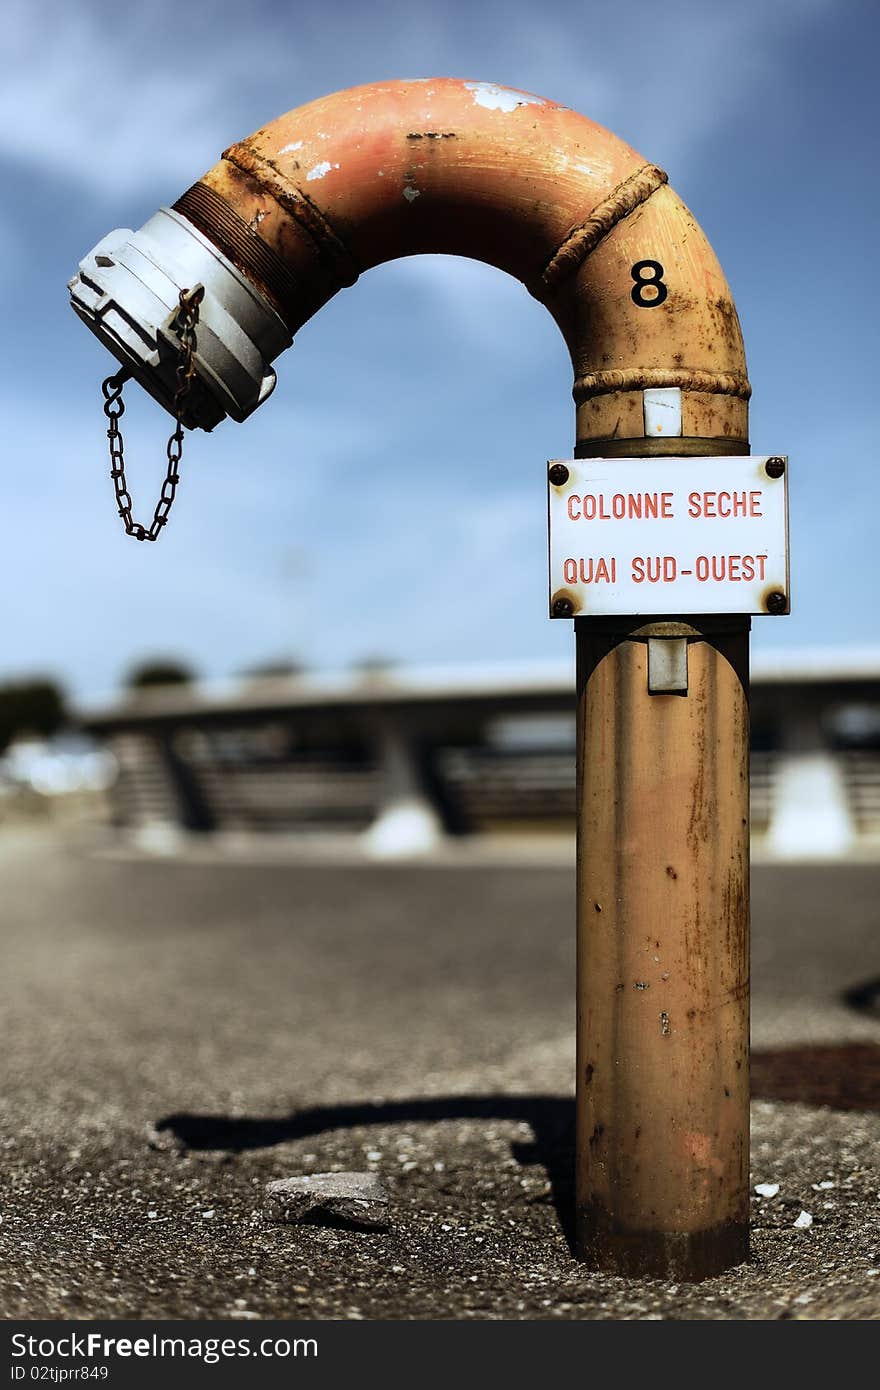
[548,456,789,617]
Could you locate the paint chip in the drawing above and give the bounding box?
[402,187,420,202]
[755,1182,779,1198]
[793,1210,813,1229]
[306,161,340,181]
[463,81,545,113]
[279,141,303,155]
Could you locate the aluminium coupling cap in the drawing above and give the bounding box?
[68,207,292,431]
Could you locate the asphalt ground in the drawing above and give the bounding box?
[1,828,879,1321]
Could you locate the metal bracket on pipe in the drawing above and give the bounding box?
[647,638,688,695]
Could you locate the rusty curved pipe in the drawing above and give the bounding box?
[71,79,756,1280]
[172,80,754,1281]
[173,77,749,455]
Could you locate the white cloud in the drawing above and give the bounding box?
[2,0,836,199]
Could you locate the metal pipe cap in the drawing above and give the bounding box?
[68,208,292,431]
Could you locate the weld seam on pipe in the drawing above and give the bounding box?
[223,142,361,288]
[540,163,669,289]
[573,367,752,403]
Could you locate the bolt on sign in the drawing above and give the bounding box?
[548,456,789,617]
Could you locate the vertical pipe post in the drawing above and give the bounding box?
[575,609,751,1279]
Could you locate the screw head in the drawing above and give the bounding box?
[765,457,785,479]
[548,463,570,487]
[766,591,787,614]
[552,596,574,618]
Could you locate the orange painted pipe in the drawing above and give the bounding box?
[176,77,750,454]
[575,617,750,1278]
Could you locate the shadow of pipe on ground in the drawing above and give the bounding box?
[153,1042,880,1251]
[154,1094,578,1249]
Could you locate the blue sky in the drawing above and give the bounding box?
[1,0,876,696]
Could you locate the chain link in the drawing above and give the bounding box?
[101,285,204,541]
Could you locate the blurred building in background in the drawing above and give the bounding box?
[46,650,880,862]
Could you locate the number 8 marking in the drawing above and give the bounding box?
[631,260,668,308]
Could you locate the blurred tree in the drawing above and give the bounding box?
[242,659,307,681]
[0,679,67,753]
[125,659,196,690]
[352,656,397,679]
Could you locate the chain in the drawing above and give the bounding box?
[101,285,204,541]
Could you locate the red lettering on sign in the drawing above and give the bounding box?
[633,556,677,583]
[562,557,618,585]
[571,492,674,520]
[687,490,764,519]
[694,553,771,582]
